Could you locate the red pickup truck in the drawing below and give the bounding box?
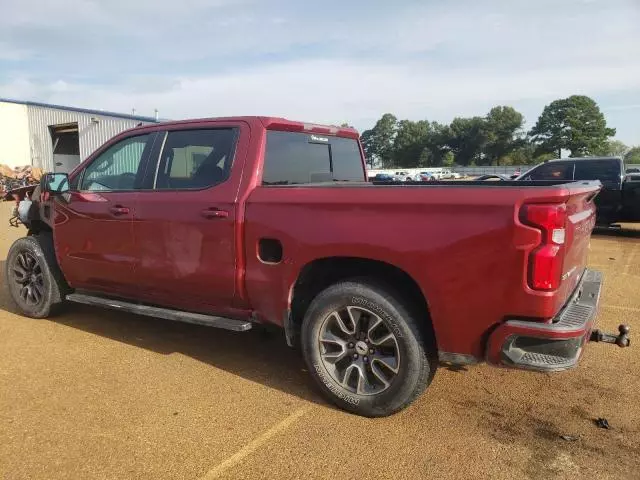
[5,116,630,417]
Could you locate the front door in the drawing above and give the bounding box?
[133,124,247,313]
[53,132,156,297]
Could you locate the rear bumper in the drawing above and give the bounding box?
[486,269,602,372]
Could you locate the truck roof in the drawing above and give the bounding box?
[126,116,360,139]
[543,156,623,163]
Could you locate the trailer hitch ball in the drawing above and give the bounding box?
[617,325,631,348]
[590,324,631,348]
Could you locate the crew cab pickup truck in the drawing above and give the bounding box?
[4,117,631,417]
[515,157,640,226]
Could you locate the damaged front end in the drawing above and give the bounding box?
[4,184,40,229]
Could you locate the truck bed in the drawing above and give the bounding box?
[244,179,600,359]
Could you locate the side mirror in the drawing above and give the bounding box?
[41,172,70,194]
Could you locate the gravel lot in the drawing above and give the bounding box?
[0,202,638,480]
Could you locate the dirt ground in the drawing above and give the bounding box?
[0,202,638,480]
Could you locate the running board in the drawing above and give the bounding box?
[65,293,252,332]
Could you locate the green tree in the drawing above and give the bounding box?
[425,122,453,166]
[484,106,525,165]
[392,120,431,167]
[360,113,398,167]
[499,143,532,165]
[447,116,487,165]
[625,146,640,165]
[529,95,615,157]
[441,151,455,166]
[593,139,629,157]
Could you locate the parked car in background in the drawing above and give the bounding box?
[4,117,629,418]
[516,157,640,226]
[371,173,395,182]
[476,174,512,181]
[413,171,436,182]
[393,171,412,182]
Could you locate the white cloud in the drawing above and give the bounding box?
[4,59,639,127]
[1,0,639,142]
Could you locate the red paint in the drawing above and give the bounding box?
[35,116,600,361]
[53,191,138,296]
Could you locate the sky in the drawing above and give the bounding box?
[1,0,639,145]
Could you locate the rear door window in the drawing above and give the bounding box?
[262,131,364,185]
[154,128,237,190]
[525,162,574,181]
[574,160,620,182]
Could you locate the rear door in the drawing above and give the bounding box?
[132,123,249,313]
[574,159,623,224]
[54,132,157,296]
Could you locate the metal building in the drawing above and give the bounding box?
[0,98,159,172]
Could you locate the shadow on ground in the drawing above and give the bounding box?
[593,226,640,239]
[0,259,328,408]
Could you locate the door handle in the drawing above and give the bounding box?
[201,208,229,219]
[109,205,130,216]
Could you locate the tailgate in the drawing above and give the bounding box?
[556,185,599,309]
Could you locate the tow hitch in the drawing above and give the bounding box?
[590,325,631,348]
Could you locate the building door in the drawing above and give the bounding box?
[50,123,80,173]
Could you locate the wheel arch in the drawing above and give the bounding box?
[286,256,436,350]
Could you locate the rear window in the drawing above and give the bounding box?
[574,160,620,182]
[525,162,574,181]
[262,131,364,185]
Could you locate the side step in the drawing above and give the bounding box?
[66,293,252,332]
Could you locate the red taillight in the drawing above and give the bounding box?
[520,203,567,291]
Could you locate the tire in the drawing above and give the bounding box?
[4,234,69,318]
[301,280,436,417]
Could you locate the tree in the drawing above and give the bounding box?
[529,95,615,157]
[500,143,533,165]
[424,122,453,166]
[360,113,398,167]
[392,120,431,168]
[593,139,629,157]
[447,116,487,165]
[625,146,640,165]
[484,106,525,165]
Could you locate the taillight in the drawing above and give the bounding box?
[520,203,567,291]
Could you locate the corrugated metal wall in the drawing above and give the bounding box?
[83,135,150,182]
[27,105,155,171]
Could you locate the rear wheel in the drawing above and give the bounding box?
[301,280,436,417]
[5,234,69,318]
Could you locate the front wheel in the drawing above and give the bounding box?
[5,235,68,318]
[301,280,436,417]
